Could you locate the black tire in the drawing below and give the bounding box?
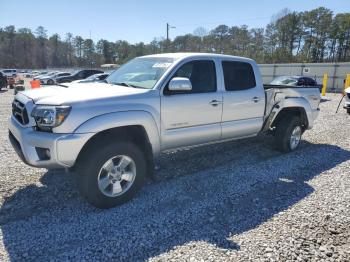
[47,79,54,85]
[274,116,303,153]
[9,84,14,89]
[347,109,350,115]
[77,141,146,209]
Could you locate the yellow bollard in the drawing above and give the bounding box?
[344,74,350,94]
[321,73,328,96]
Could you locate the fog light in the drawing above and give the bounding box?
[35,147,51,160]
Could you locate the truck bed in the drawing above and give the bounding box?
[263,84,320,123]
[263,84,321,90]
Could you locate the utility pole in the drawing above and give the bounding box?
[89,30,93,70]
[166,23,169,43]
[166,23,175,52]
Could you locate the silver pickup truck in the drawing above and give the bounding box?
[9,53,320,208]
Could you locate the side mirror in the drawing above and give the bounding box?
[168,77,192,91]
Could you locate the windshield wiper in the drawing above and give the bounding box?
[111,82,144,89]
[111,82,132,87]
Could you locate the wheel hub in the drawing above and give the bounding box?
[97,155,136,197]
[290,126,302,150]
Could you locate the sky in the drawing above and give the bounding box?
[1,0,349,43]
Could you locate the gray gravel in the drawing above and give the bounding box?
[0,88,349,261]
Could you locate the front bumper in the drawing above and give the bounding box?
[8,116,94,168]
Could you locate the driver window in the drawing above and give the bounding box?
[164,60,216,95]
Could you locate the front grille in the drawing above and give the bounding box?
[12,99,29,125]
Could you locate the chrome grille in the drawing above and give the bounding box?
[12,100,29,125]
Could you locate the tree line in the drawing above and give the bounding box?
[0,7,349,69]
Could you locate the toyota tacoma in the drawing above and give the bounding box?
[9,53,321,208]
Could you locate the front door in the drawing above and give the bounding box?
[160,60,223,150]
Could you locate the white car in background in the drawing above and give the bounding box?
[71,73,110,84]
[2,69,17,77]
[33,71,54,80]
[40,72,71,85]
[344,87,350,114]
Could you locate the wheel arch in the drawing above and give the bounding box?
[74,111,161,156]
[271,106,309,131]
[74,125,155,178]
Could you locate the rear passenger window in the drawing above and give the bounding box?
[222,61,256,91]
[164,60,216,95]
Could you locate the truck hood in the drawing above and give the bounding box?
[20,82,150,105]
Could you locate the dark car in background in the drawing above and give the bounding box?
[270,76,322,92]
[56,69,103,83]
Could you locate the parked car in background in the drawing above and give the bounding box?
[33,71,53,80]
[270,76,322,92]
[40,72,71,85]
[32,71,47,78]
[56,69,104,83]
[25,72,33,78]
[26,71,40,78]
[71,73,110,83]
[2,69,17,77]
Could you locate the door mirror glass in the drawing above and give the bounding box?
[168,77,192,91]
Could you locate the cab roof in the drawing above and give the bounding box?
[141,52,255,63]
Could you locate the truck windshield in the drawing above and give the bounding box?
[106,57,175,89]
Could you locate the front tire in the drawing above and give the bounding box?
[47,79,54,85]
[347,109,350,115]
[77,141,146,209]
[274,116,303,153]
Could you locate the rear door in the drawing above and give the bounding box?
[160,59,223,150]
[220,60,265,139]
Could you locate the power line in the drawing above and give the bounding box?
[173,16,272,28]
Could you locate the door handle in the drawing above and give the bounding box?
[209,100,222,106]
[252,97,260,103]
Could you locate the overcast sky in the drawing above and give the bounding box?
[1,0,349,43]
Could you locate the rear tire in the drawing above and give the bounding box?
[47,79,54,85]
[77,140,146,209]
[274,116,303,153]
[347,109,350,115]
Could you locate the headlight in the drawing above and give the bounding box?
[31,105,71,130]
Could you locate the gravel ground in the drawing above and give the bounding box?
[0,88,349,261]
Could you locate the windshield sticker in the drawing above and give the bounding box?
[152,63,172,68]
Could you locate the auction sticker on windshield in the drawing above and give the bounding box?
[152,63,172,68]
